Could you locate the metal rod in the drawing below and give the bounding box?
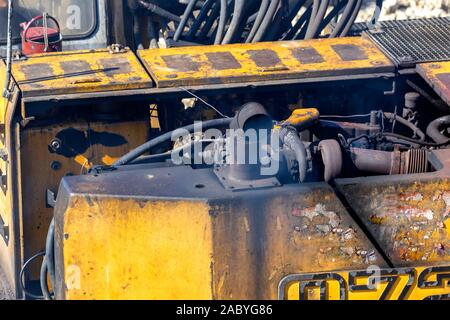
[3,0,13,98]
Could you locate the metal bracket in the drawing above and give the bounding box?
[46,189,57,208]
[214,165,281,192]
[0,215,9,244]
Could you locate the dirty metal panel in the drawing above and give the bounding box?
[417,61,450,107]
[138,37,394,88]
[11,49,153,98]
[54,164,387,300]
[336,177,450,267]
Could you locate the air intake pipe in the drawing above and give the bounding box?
[350,148,429,175]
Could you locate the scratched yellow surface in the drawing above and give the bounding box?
[417,61,450,106]
[61,198,213,300]
[139,37,394,88]
[11,49,153,97]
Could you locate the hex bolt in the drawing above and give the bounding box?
[49,138,62,152]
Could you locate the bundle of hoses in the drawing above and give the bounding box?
[132,0,383,48]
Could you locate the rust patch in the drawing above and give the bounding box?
[247,49,283,68]
[332,44,368,61]
[206,52,241,70]
[162,54,200,72]
[338,180,450,265]
[291,47,325,64]
[60,60,95,78]
[20,63,54,81]
[99,58,132,77]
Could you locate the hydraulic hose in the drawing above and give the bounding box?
[114,118,233,166]
[197,1,222,41]
[174,0,198,41]
[426,115,450,144]
[214,0,229,44]
[384,112,426,141]
[340,0,362,37]
[305,0,329,39]
[40,218,55,300]
[222,0,246,44]
[318,0,349,37]
[252,0,281,42]
[305,0,320,38]
[280,127,307,183]
[330,0,355,37]
[186,0,216,41]
[40,257,52,300]
[246,0,270,43]
[284,5,312,40]
[137,0,182,22]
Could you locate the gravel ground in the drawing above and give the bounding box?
[359,0,449,21]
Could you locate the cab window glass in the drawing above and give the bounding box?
[0,0,97,43]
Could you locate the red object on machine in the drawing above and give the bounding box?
[20,14,62,56]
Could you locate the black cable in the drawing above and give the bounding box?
[114,118,233,166]
[19,251,45,300]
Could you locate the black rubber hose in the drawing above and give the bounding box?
[174,0,198,41]
[45,219,55,289]
[426,115,450,144]
[186,0,216,41]
[215,0,229,44]
[281,128,307,183]
[330,0,355,37]
[294,6,313,39]
[340,0,362,36]
[283,4,312,40]
[286,0,307,23]
[20,251,45,300]
[305,0,329,39]
[137,0,182,22]
[222,0,246,44]
[304,0,320,38]
[133,13,144,50]
[384,112,426,141]
[318,0,349,37]
[40,218,55,300]
[40,257,52,300]
[252,0,281,42]
[381,133,450,147]
[197,1,222,41]
[246,0,270,43]
[264,0,291,41]
[114,118,233,166]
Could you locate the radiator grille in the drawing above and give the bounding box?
[363,17,450,67]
